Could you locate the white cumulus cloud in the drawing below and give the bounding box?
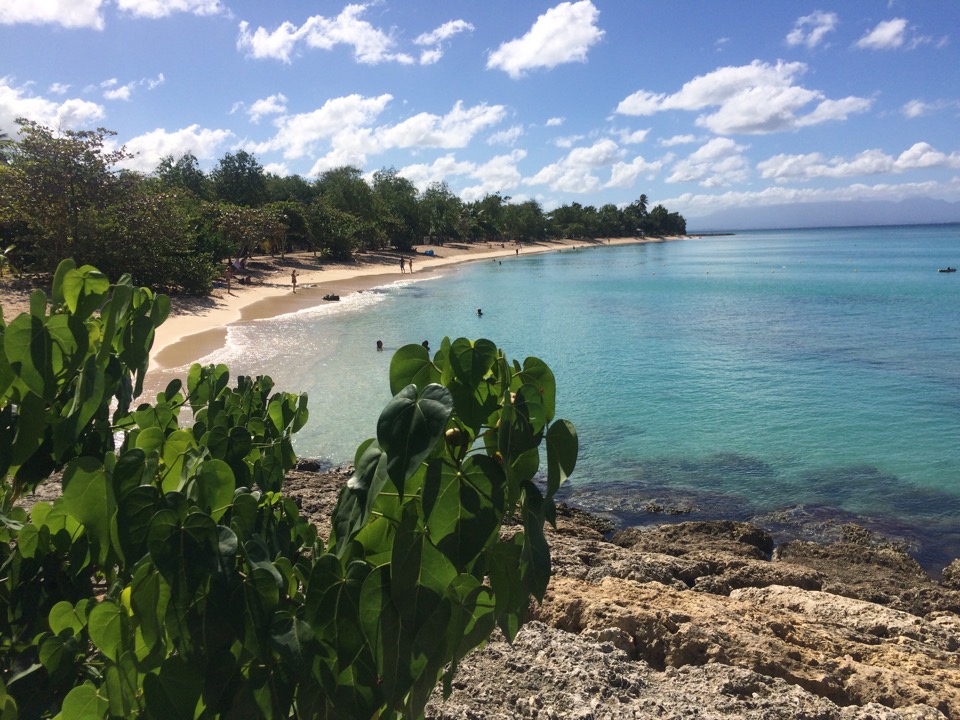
[487,125,524,146]
[251,93,393,159]
[785,11,838,49]
[758,142,960,183]
[0,0,105,29]
[855,18,908,50]
[525,138,623,193]
[616,60,872,135]
[115,0,224,19]
[0,77,105,134]
[116,124,233,172]
[667,137,749,187]
[414,19,473,64]
[487,1,604,79]
[606,155,663,188]
[237,5,414,65]
[247,93,288,123]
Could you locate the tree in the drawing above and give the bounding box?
[466,193,509,242]
[420,182,462,245]
[503,199,546,243]
[155,152,209,199]
[623,194,649,236]
[2,118,131,271]
[372,168,421,250]
[265,172,317,205]
[306,200,360,260]
[0,262,578,718]
[93,182,218,293]
[0,132,11,165]
[597,203,624,238]
[211,150,267,207]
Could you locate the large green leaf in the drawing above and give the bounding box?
[545,419,578,499]
[518,357,556,420]
[422,455,504,567]
[142,656,203,720]
[116,485,161,563]
[329,441,389,554]
[193,459,235,521]
[59,264,110,318]
[376,383,452,496]
[3,312,53,399]
[147,510,219,598]
[159,429,196,493]
[48,599,94,636]
[388,343,441,395]
[441,575,496,696]
[61,457,115,564]
[87,600,124,662]
[486,537,528,642]
[54,354,105,456]
[447,338,497,388]
[111,449,148,502]
[129,565,169,652]
[520,482,551,602]
[60,681,109,720]
[358,566,409,709]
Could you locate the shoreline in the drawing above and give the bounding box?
[149,236,676,370]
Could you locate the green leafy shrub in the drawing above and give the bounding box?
[0,260,577,719]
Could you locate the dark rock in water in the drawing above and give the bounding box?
[612,520,773,560]
[294,457,334,472]
[555,502,616,535]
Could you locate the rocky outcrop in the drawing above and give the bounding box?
[529,577,959,716]
[427,515,960,718]
[427,622,948,720]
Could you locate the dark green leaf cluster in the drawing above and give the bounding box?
[0,261,578,719]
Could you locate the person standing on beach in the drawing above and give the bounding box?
[225,264,235,296]
[400,257,406,274]
[408,258,413,273]
[291,269,298,293]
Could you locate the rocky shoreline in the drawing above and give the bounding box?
[282,465,960,719]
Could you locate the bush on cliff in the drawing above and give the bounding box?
[0,260,578,719]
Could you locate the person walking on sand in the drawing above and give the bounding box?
[399,257,406,274]
[291,269,298,293]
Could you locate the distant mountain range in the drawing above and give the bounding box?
[687,198,960,233]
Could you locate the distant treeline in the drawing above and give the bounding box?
[0,119,686,294]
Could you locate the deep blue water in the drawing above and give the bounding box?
[154,225,960,569]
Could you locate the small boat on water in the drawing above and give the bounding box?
[938,267,957,273]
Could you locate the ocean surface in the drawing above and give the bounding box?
[151,225,960,570]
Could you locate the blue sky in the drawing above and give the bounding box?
[1,0,958,225]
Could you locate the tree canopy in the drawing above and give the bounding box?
[0,119,686,294]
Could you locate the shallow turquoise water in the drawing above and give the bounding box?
[157,225,960,567]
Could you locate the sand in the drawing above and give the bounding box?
[148,236,668,371]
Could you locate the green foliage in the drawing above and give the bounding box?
[0,261,578,719]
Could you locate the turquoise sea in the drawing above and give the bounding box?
[154,225,960,570]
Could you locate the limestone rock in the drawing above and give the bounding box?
[426,622,949,720]
[941,558,960,590]
[531,576,959,716]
